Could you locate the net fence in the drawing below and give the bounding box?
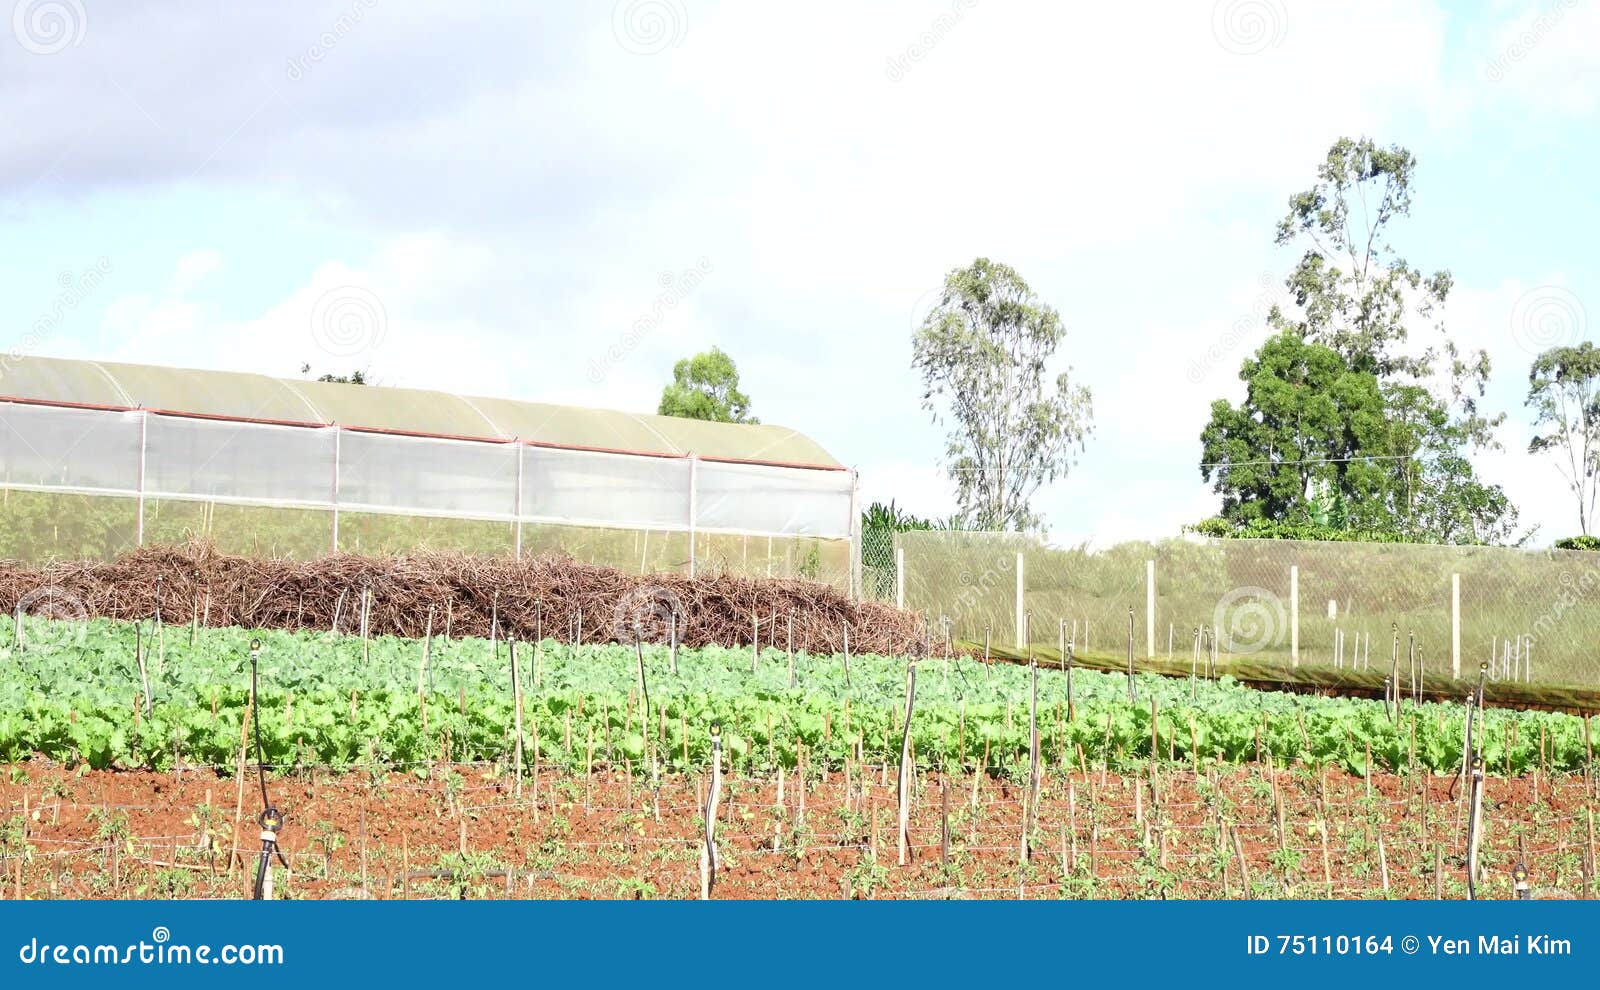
[0,400,858,590]
[880,530,1600,693]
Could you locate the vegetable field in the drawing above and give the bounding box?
[0,614,1596,899]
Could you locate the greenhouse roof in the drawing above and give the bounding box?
[0,355,842,468]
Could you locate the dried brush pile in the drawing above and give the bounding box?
[0,542,935,655]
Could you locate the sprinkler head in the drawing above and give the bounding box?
[250,638,261,654]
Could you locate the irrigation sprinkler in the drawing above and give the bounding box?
[1416,648,1424,705]
[634,637,657,791]
[1407,631,1416,708]
[1512,861,1531,900]
[1389,624,1400,727]
[1024,656,1039,860]
[1465,662,1489,900]
[1189,626,1200,700]
[1126,607,1136,703]
[247,638,287,900]
[701,723,722,900]
[1065,639,1075,719]
[511,637,524,799]
[897,661,917,866]
[134,622,152,718]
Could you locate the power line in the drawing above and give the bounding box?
[1198,454,1415,470]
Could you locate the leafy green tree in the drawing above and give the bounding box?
[1199,333,1518,544]
[912,258,1093,532]
[1526,342,1600,535]
[1200,332,1389,527]
[657,347,757,423]
[1202,137,1518,544]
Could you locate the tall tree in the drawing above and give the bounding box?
[1201,137,1518,543]
[912,258,1093,532]
[657,347,758,423]
[1526,342,1600,535]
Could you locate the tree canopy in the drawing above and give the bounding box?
[657,347,757,424]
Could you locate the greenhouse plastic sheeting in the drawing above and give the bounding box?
[694,460,853,539]
[0,401,856,582]
[522,446,691,530]
[338,430,519,518]
[0,402,141,492]
[144,415,335,504]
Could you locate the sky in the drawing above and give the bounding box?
[1,0,1596,548]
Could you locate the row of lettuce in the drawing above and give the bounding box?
[0,617,1592,776]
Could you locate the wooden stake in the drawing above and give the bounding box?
[897,662,917,866]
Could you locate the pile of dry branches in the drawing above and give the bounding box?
[0,542,933,655]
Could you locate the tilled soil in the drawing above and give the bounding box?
[0,761,1594,900]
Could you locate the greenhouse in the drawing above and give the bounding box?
[0,356,859,590]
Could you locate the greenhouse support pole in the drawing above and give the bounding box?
[1145,559,1155,659]
[895,546,905,610]
[1290,564,1299,667]
[513,442,524,559]
[1451,572,1461,679]
[848,469,861,601]
[1015,552,1025,650]
[687,455,699,579]
[330,425,342,554]
[135,409,148,545]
